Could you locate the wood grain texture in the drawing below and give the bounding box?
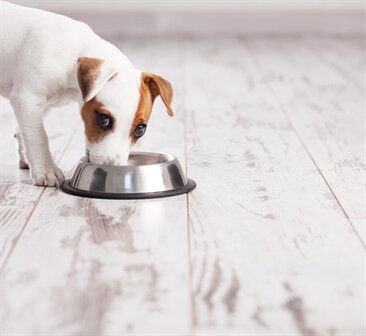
[1,36,365,335]
[0,38,191,335]
[0,98,79,268]
[303,37,365,91]
[1,167,191,335]
[246,37,365,244]
[185,37,364,335]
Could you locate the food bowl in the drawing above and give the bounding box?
[60,152,196,199]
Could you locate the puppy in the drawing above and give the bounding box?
[0,1,174,186]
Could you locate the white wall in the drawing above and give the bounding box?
[9,0,364,12]
[7,1,364,35]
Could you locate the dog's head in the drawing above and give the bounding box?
[76,57,173,165]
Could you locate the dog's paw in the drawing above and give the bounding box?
[30,164,64,187]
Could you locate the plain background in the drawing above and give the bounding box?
[8,0,365,12]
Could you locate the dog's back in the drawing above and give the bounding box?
[0,1,93,98]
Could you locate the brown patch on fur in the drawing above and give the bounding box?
[130,73,174,144]
[130,78,154,144]
[77,57,103,100]
[142,72,174,116]
[81,98,113,143]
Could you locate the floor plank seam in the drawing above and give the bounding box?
[183,38,195,336]
[0,118,80,272]
[1,36,364,333]
[186,192,195,336]
[288,129,366,249]
[243,38,366,250]
[0,186,45,272]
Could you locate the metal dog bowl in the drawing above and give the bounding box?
[61,152,196,199]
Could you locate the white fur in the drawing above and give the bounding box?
[0,1,142,186]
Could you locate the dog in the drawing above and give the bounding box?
[0,1,174,186]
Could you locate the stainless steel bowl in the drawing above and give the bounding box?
[61,152,196,199]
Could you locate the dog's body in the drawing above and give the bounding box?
[0,1,173,186]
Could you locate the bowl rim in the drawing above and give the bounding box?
[60,178,196,199]
[81,151,176,168]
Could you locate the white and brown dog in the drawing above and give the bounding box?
[0,1,174,186]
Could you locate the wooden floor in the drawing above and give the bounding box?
[0,37,364,336]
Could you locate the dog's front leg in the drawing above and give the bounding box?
[20,125,65,186]
[14,127,29,169]
[10,91,64,187]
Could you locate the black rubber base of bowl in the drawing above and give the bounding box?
[60,179,196,200]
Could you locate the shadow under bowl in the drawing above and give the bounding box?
[60,151,196,199]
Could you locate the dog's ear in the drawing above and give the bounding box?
[77,57,117,102]
[142,72,174,116]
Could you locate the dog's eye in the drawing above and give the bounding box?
[134,123,147,139]
[96,112,112,130]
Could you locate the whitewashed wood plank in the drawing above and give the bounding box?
[303,37,365,91]
[246,37,365,244]
[1,38,191,335]
[0,98,80,268]
[185,37,364,335]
